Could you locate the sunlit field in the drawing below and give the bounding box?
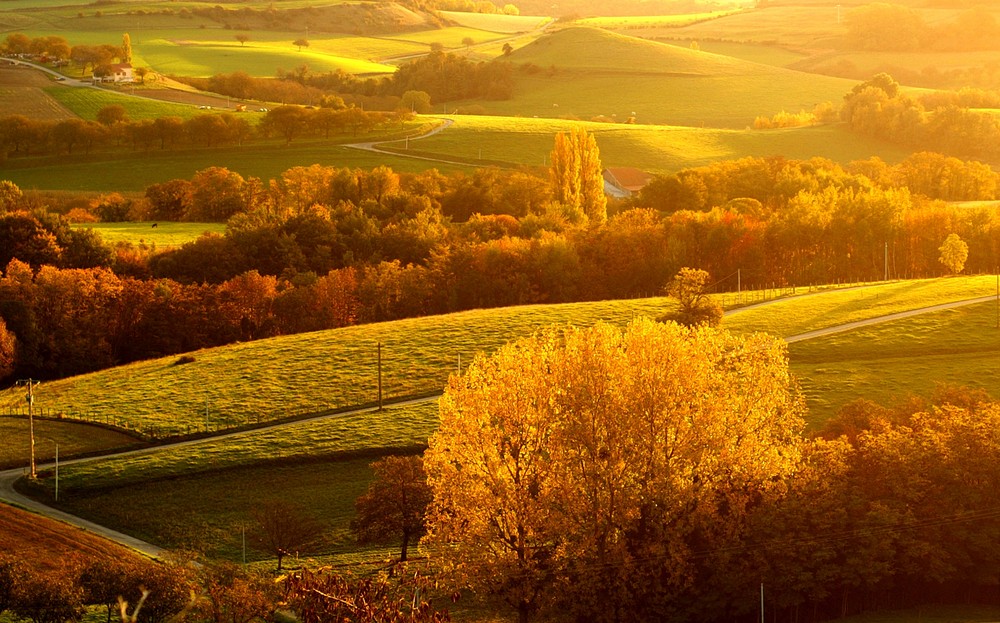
[438,11,550,34]
[383,115,911,173]
[576,11,743,29]
[791,298,1000,426]
[0,123,462,193]
[45,85,211,121]
[488,27,857,127]
[5,276,987,442]
[0,417,141,468]
[73,221,226,248]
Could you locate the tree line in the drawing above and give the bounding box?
[4,144,1000,381]
[841,73,1000,160]
[0,552,449,623]
[179,51,515,109]
[0,106,408,159]
[846,3,1000,52]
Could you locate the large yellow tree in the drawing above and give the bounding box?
[423,318,805,622]
[549,127,607,226]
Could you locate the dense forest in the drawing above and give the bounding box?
[1,148,998,382]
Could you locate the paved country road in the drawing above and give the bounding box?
[1,291,996,558]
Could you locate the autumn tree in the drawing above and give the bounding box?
[251,500,325,571]
[11,566,84,623]
[939,233,968,274]
[121,33,132,63]
[0,556,24,616]
[663,266,723,327]
[293,38,309,52]
[196,563,277,623]
[352,455,432,564]
[96,104,127,126]
[424,319,804,622]
[234,33,250,47]
[549,127,606,225]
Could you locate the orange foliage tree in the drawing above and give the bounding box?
[424,318,804,622]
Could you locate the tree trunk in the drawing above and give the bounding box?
[400,529,410,562]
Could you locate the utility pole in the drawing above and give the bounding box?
[54,443,59,501]
[377,342,383,411]
[884,241,888,281]
[17,379,38,479]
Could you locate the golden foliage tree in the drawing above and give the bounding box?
[424,318,804,622]
[938,232,969,274]
[549,127,607,226]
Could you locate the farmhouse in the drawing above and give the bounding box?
[603,167,653,198]
[94,62,134,84]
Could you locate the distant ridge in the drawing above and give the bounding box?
[510,26,798,77]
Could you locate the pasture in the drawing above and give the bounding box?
[386,115,911,174]
[438,11,550,34]
[7,276,990,446]
[73,221,227,249]
[25,276,1000,571]
[489,27,859,127]
[576,11,744,29]
[0,417,141,469]
[44,85,210,121]
[0,140,470,192]
[790,299,1000,424]
[0,66,75,121]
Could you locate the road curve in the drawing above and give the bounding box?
[1,291,996,558]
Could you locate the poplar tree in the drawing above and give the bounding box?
[121,33,131,63]
[549,127,607,225]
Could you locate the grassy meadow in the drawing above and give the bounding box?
[45,85,210,121]
[73,221,226,248]
[1,128,467,193]
[6,275,990,443]
[0,417,141,469]
[387,115,911,174]
[790,299,1000,425]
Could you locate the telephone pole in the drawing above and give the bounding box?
[17,379,38,479]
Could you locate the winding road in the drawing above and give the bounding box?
[1,288,996,559]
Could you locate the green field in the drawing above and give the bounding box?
[74,221,226,248]
[6,276,989,440]
[0,417,141,469]
[388,115,911,174]
[480,27,860,127]
[45,85,209,121]
[576,11,744,29]
[790,298,1000,424]
[439,11,550,34]
[0,129,468,193]
[44,457,394,562]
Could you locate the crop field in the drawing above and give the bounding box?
[0,417,141,469]
[73,221,227,248]
[386,115,910,174]
[439,11,550,34]
[0,503,142,572]
[0,67,74,122]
